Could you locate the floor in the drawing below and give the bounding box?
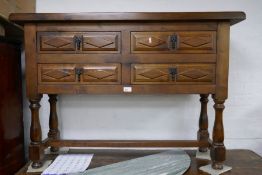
[16,149,262,175]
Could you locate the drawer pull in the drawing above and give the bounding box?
[169,68,177,81]
[75,67,83,82]
[74,35,82,50]
[170,34,178,50]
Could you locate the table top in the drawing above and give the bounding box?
[9,12,246,25]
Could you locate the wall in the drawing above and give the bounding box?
[0,0,35,19]
[22,0,262,157]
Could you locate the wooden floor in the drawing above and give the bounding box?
[16,149,262,175]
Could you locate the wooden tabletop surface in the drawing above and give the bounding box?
[9,12,246,25]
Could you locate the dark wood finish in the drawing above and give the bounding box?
[38,64,76,83]
[38,85,216,94]
[131,64,215,84]
[9,12,245,170]
[9,12,246,25]
[48,94,60,152]
[211,96,226,170]
[197,94,209,152]
[38,32,76,51]
[131,31,216,53]
[82,64,121,84]
[48,140,210,148]
[15,149,262,175]
[38,32,120,53]
[38,63,121,84]
[82,32,120,53]
[29,95,44,169]
[0,16,25,175]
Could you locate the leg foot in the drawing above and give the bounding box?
[32,161,43,169]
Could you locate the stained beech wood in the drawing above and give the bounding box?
[48,140,209,148]
[9,12,245,169]
[131,31,216,53]
[211,96,226,170]
[29,95,43,169]
[24,24,38,99]
[37,84,216,94]
[9,12,246,25]
[131,64,215,84]
[197,94,210,152]
[48,94,60,152]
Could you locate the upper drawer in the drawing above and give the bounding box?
[131,31,216,54]
[38,32,120,53]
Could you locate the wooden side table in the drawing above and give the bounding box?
[9,12,246,170]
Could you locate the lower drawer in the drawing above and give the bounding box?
[131,64,215,84]
[38,63,121,84]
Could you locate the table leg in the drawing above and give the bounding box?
[197,94,209,152]
[29,95,44,168]
[48,94,60,152]
[211,95,226,169]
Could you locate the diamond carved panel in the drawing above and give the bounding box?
[40,34,75,51]
[181,36,212,48]
[43,69,72,80]
[85,70,116,80]
[84,37,115,48]
[139,69,168,79]
[179,69,208,80]
[176,64,215,83]
[83,33,119,52]
[40,65,76,83]
[138,37,166,48]
[43,38,72,48]
[82,64,120,84]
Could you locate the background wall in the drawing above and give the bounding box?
[23,0,262,157]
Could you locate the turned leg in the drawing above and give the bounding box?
[197,94,210,152]
[48,94,60,152]
[211,95,226,170]
[29,95,44,168]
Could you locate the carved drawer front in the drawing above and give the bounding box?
[82,32,120,53]
[131,64,215,84]
[131,31,216,53]
[82,64,121,84]
[38,64,76,83]
[38,32,76,51]
[131,64,174,84]
[176,64,215,83]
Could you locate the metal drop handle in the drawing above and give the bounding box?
[75,68,83,82]
[169,68,177,81]
[74,35,82,50]
[170,34,178,50]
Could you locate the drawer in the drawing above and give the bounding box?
[38,63,121,84]
[131,31,216,53]
[38,32,120,53]
[131,64,215,84]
